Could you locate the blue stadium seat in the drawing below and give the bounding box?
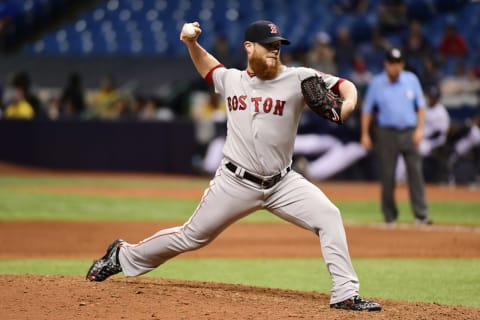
[435,0,467,13]
[350,14,375,43]
[406,0,435,21]
[9,0,473,63]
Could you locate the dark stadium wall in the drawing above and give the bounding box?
[0,119,197,174]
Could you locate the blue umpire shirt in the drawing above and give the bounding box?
[362,70,425,129]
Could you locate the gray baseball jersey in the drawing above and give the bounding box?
[217,66,338,175]
[117,65,360,304]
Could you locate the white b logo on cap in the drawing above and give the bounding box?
[268,23,278,34]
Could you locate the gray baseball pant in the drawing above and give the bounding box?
[376,127,428,222]
[118,163,359,304]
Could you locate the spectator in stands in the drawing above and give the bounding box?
[138,97,157,120]
[3,76,35,120]
[59,72,86,118]
[190,87,226,122]
[108,95,132,120]
[128,94,145,119]
[401,20,432,75]
[281,49,306,67]
[440,61,480,108]
[211,34,239,68]
[46,96,60,121]
[376,0,408,35]
[396,86,450,183]
[438,22,468,61]
[361,48,432,225]
[333,26,356,77]
[419,57,443,91]
[9,71,44,119]
[306,31,337,75]
[190,88,227,175]
[89,75,121,118]
[112,94,140,121]
[333,0,369,15]
[358,28,391,74]
[349,55,373,97]
[138,96,174,121]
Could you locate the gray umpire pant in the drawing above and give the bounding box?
[376,127,429,223]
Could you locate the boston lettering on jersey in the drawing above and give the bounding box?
[227,95,286,116]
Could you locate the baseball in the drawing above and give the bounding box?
[182,23,196,38]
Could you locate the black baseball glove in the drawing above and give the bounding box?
[301,75,343,124]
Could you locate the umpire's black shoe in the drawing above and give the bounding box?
[86,239,124,282]
[330,295,382,311]
[415,218,433,225]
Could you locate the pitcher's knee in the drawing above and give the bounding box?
[311,205,342,232]
[328,204,341,215]
[181,228,214,251]
[321,204,342,221]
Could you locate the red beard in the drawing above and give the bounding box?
[249,52,281,80]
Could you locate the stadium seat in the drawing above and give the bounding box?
[3,0,471,63]
[406,0,435,21]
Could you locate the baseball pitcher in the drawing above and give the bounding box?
[86,20,381,312]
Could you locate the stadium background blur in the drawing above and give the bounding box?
[0,0,478,184]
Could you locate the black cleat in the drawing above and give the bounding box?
[86,239,124,282]
[330,295,382,311]
[415,218,433,225]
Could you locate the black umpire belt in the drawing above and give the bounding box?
[225,162,290,189]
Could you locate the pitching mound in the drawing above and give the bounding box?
[1,275,479,320]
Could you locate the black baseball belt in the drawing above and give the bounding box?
[225,162,291,189]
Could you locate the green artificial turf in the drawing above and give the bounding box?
[0,190,479,224]
[0,258,478,308]
[1,175,479,224]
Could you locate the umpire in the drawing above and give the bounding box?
[361,48,432,225]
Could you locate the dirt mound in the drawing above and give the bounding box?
[1,275,479,320]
